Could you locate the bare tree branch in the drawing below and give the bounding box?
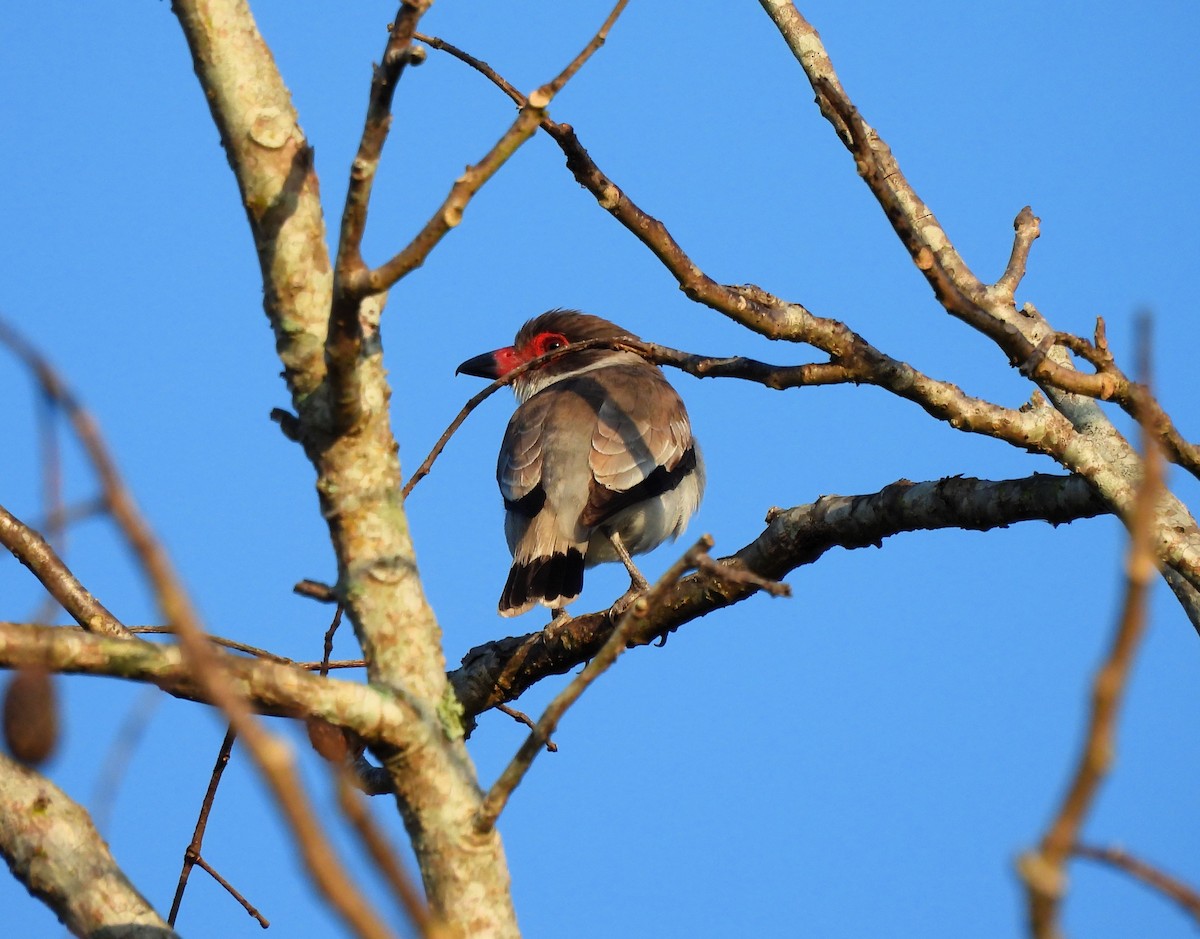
[0,753,178,937]
[335,774,442,939]
[335,2,432,291]
[0,622,426,745]
[754,1,1200,614]
[0,504,131,639]
[168,728,267,929]
[451,473,1109,719]
[169,1,520,928]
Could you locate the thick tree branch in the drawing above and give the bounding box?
[171,0,333,405]
[0,754,177,937]
[0,623,432,747]
[451,473,1109,718]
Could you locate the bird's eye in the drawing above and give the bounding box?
[536,333,568,354]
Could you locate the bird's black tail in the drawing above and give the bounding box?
[499,548,585,617]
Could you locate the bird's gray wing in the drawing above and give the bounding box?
[582,370,694,528]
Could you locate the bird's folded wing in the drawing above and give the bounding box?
[497,392,548,517]
[581,389,693,528]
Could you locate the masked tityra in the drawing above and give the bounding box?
[457,310,704,617]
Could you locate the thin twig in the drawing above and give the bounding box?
[191,854,270,929]
[496,704,557,753]
[403,339,626,499]
[474,536,714,833]
[413,33,523,104]
[694,554,790,597]
[1073,843,1200,925]
[365,0,629,296]
[335,2,430,286]
[5,622,367,675]
[122,625,365,671]
[294,579,339,603]
[403,336,851,500]
[168,727,240,926]
[321,605,345,678]
[128,626,290,662]
[154,591,395,937]
[540,0,628,98]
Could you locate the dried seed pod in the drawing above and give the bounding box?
[305,717,349,763]
[4,667,59,766]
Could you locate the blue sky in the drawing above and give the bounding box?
[3,2,1199,936]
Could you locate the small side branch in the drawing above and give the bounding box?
[327,1,631,437]
[168,728,268,929]
[996,206,1041,297]
[335,2,431,286]
[402,334,1042,501]
[364,0,630,296]
[1073,843,1200,925]
[474,536,714,833]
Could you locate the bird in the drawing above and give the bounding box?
[456,309,704,617]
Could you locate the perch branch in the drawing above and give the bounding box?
[450,474,1108,720]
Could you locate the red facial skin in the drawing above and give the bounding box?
[457,331,572,381]
[496,332,570,377]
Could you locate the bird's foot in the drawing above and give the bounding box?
[608,585,644,622]
[543,606,573,634]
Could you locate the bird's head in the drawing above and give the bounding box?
[456,309,642,400]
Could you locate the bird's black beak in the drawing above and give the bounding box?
[456,349,504,379]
